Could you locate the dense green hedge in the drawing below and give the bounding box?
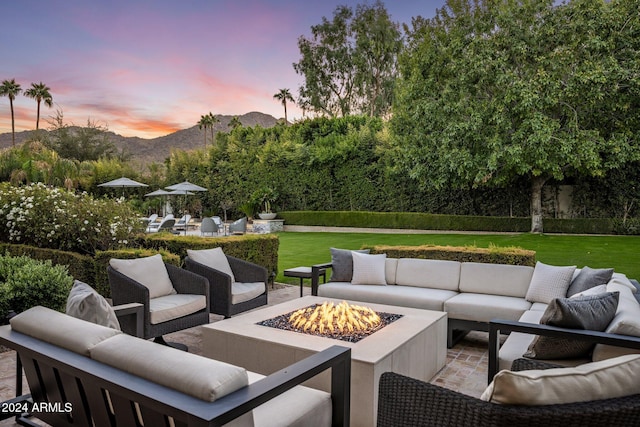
[365,244,536,266]
[279,211,618,234]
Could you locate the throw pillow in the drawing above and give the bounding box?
[109,254,175,299]
[569,284,607,299]
[329,248,370,282]
[524,291,619,359]
[351,252,387,286]
[566,266,614,297]
[187,247,235,282]
[525,261,576,304]
[66,280,120,330]
[481,354,640,405]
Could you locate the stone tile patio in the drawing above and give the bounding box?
[0,283,492,426]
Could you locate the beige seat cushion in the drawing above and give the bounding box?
[482,354,640,405]
[90,334,249,402]
[10,306,121,356]
[232,282,266,304]
[459,263,533,298]
[66,280,120,330]
[247,371,331,427]
[444,293,531,323]
[149,294,207,324]
[109,254,176,299]
[395,259,461,291]
[351,252,387,285]
[187,247,236,282]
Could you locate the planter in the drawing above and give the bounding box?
[258,212,277,220]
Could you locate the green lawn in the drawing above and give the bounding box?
[275,232,640,284]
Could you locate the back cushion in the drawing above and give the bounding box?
[11,306,122,356]
[385,258,398,285]
[187,247,236,282]
[459,263,534,297]
[90,334,249,402]
[109,254,175,299]
[395,259,461,291]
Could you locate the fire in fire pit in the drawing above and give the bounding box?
[257,301,403,343]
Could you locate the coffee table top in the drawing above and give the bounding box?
[203,296,446,364]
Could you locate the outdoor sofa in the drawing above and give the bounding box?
[312,250,637,349]
[0,306,352,427]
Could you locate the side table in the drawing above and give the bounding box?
[284,266,326,297]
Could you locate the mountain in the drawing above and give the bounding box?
[0,111,281,164]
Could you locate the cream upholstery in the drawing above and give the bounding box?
[187,247,236,282]
[10,306,121,356]
[458,262,533,297]
[109,254,176,299]
[384,258,398,285]
[351,252,387,285]
[149,294,207,324]
[394,259,461,291]
[444,293,532,323]
[232,282,267,304]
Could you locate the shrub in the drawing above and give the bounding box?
[0,182,144,255]
[365,244,536,266]
[0,253,73,320]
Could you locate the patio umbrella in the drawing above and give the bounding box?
[98,177,148,197]
[145,189,172,216]
[165,181,207,234]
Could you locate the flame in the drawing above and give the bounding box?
[288,301,381,335]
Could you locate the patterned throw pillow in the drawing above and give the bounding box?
[66,280,120,330]
[524,291,619,359]
[351,252,387,285]
[329,248,370,282]
[525,262,576,304]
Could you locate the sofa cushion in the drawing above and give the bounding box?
[247,372,331,427]
[90,334,248,402]
[395,259,461,291]
[187,247,236,282]
[109,254,176,299]
[10,306,122,357]
[524,292,619,359]
[351,252,387,285]
[329,248,369,282]
[149,294,207,324]
[525,261,576,304]
[385,258,398,285]
[318,282,457,312]
[569,284,607,298]
[529,302,549,311]
[232,281,266,304]
[444,293,531,323]
[481,354,640,405]
[592,282,640,361]
[458,263,534,298]
[66,280,120,330]
[566,266,614,297]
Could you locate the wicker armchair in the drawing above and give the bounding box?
[184,254,268,318]
[377,362,640,427]
[107,263,210,347]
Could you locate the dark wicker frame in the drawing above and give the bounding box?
[0,326,352,427]
[184,255,268,318]
[377,365,640,427]
[107,263,210,340]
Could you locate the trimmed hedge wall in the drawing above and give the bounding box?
[279,211,617,234]
[365,244,536,266]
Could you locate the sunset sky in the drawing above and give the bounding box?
[0,1,445,139]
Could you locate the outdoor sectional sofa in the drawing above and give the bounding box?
[0,306,351,427]
[311,250,638,352]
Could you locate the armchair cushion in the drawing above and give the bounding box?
[10,306,121,356]
[524,292,619,359]
[66,280,120,330]
[109,254,176,299]
[187,247,235,282]
[90,333,249,402]
[525,261,576,304]
[232,282,267,304]
[149,294,208,324]
[351,252,387,285]
[481,354,640,405]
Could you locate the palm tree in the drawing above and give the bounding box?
[207,112,219,145]
[24,82,53,130]
[0,79,22,147]
[273,88,294,125]
[197,114,211,147]
[228,116,242,129]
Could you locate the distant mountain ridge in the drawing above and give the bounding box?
[0,111,280,164]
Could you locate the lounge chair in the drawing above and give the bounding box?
[212,216,225,234]
[173,214,192,232]
[146,214,174,232]
[144,213,158,228]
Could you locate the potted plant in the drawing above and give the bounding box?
[256,188,278,220]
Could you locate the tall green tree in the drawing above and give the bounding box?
[293,1,401,118]
[198,113,212,147]
[24,81,53,130]
[273,88,295,124]
[392,0,640,232]
[228,116,242,129]
[0,79,22,147]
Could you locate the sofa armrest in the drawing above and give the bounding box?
[488,319,640,383]
[113,303,143,338]
[311,262,333,295]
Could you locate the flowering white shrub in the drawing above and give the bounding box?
[0,183,143,255]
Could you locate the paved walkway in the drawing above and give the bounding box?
[0,283,491,426]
